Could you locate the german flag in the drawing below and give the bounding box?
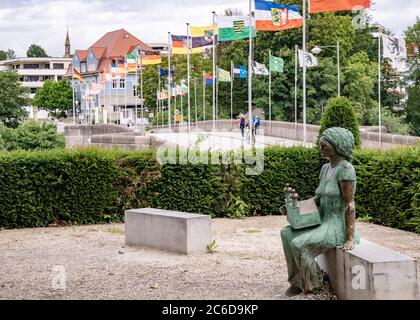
[73,69,83,82]
[141,54,162,65]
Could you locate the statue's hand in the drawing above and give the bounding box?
[338,240,354,251]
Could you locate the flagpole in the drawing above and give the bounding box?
[216,66,219,124]
[124,55,127,125]
[135,49,139,129]
[167,32,172,132]
[378,28,382,148]
[203,71,206,129]
[72,68,76,124]
[212,11,216,133]
[302,0,307,144]
[194,77,198,125]
[248,0,253,144]
[158,65,161,128]
[231,60,233,131]
[268,50,272,134]
[187,22,191,133]
[294,44,298,140]
[181,85,184,128]
[139,49,144,132]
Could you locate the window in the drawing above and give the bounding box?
[53,63,64,70]
[28,76,40,82]
[80,63,87,73]
[30,88,37,94]
[119,78,125,89]
[112,79,118,89]
[24,64,40,69]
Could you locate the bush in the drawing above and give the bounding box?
[0,146,418,232]
[318,96,361,147]
[0,120,64,151]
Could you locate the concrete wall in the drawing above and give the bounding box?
[64,124,134,148]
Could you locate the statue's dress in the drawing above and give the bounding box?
[281,159,360,291]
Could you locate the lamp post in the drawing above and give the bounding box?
[311,41,340,97]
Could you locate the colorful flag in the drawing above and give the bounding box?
[171,35,204,55]
[254,0,303,31]
[159,68,176,77]
[127,52,137,64]
[204,72,214,86]
[269,54,284,73]
[190,25,219,37]
[233,65,247,79]
[298,50,318,68]
[159,89,168,100]
[141,54,162,65]
[217,15,256,42]
[217,68,231,82]
[309,0,371,13]
[382,34,407,60]
[252,61,269,75]
[73,69,83,82]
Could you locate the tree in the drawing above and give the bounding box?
[0,71,29,128]
[318,96,361,147]
[0,49,15,61]
[406,85,420,136]
[27,44,48,58]
[33,80,73,117]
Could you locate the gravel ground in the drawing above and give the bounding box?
[0,216,419,300]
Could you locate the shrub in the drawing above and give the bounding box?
[0,120,64,151]
[318,96,361,147]
[0,146,418,233]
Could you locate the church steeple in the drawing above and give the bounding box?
[64,28,71,58]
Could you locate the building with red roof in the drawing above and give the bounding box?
[69,29,155,125]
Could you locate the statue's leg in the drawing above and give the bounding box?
[280,226,305,290]
[289,224,334,292]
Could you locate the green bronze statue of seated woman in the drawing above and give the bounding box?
[281,127,360,296]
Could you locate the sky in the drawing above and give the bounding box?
[0,0,419,57]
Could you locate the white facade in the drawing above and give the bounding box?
[0,57,72,99]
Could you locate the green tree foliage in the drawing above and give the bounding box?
[404,18,420,134]
[0,71,29,128]
[407,85,420,136]
[0,120,64,151]
[33,80,73,117]
[342,52,378,123]
[0,49,15,61]
[318,96,361,146]
[26,44,48,58]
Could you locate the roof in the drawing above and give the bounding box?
[75,50,89,62]
[89,29,153,58]
[90,47,106,59]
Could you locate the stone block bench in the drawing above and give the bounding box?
[316,239,419,300]
[125,208,212,255]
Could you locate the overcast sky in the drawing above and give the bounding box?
[0,0,418,57]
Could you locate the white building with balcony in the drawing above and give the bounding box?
[0,57,72,99]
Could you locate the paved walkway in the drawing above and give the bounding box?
[149,131,314,151]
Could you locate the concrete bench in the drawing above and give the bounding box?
[316,239,419,300]
[125,208,212,255]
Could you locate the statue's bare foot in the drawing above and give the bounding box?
[284,285,303,297]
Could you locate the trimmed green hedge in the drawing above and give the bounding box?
[0,146,418,232]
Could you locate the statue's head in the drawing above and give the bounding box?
[320,127,355,162]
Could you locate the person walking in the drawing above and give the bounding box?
[239,113,246,138]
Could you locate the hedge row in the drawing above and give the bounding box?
[0,146,418,232]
